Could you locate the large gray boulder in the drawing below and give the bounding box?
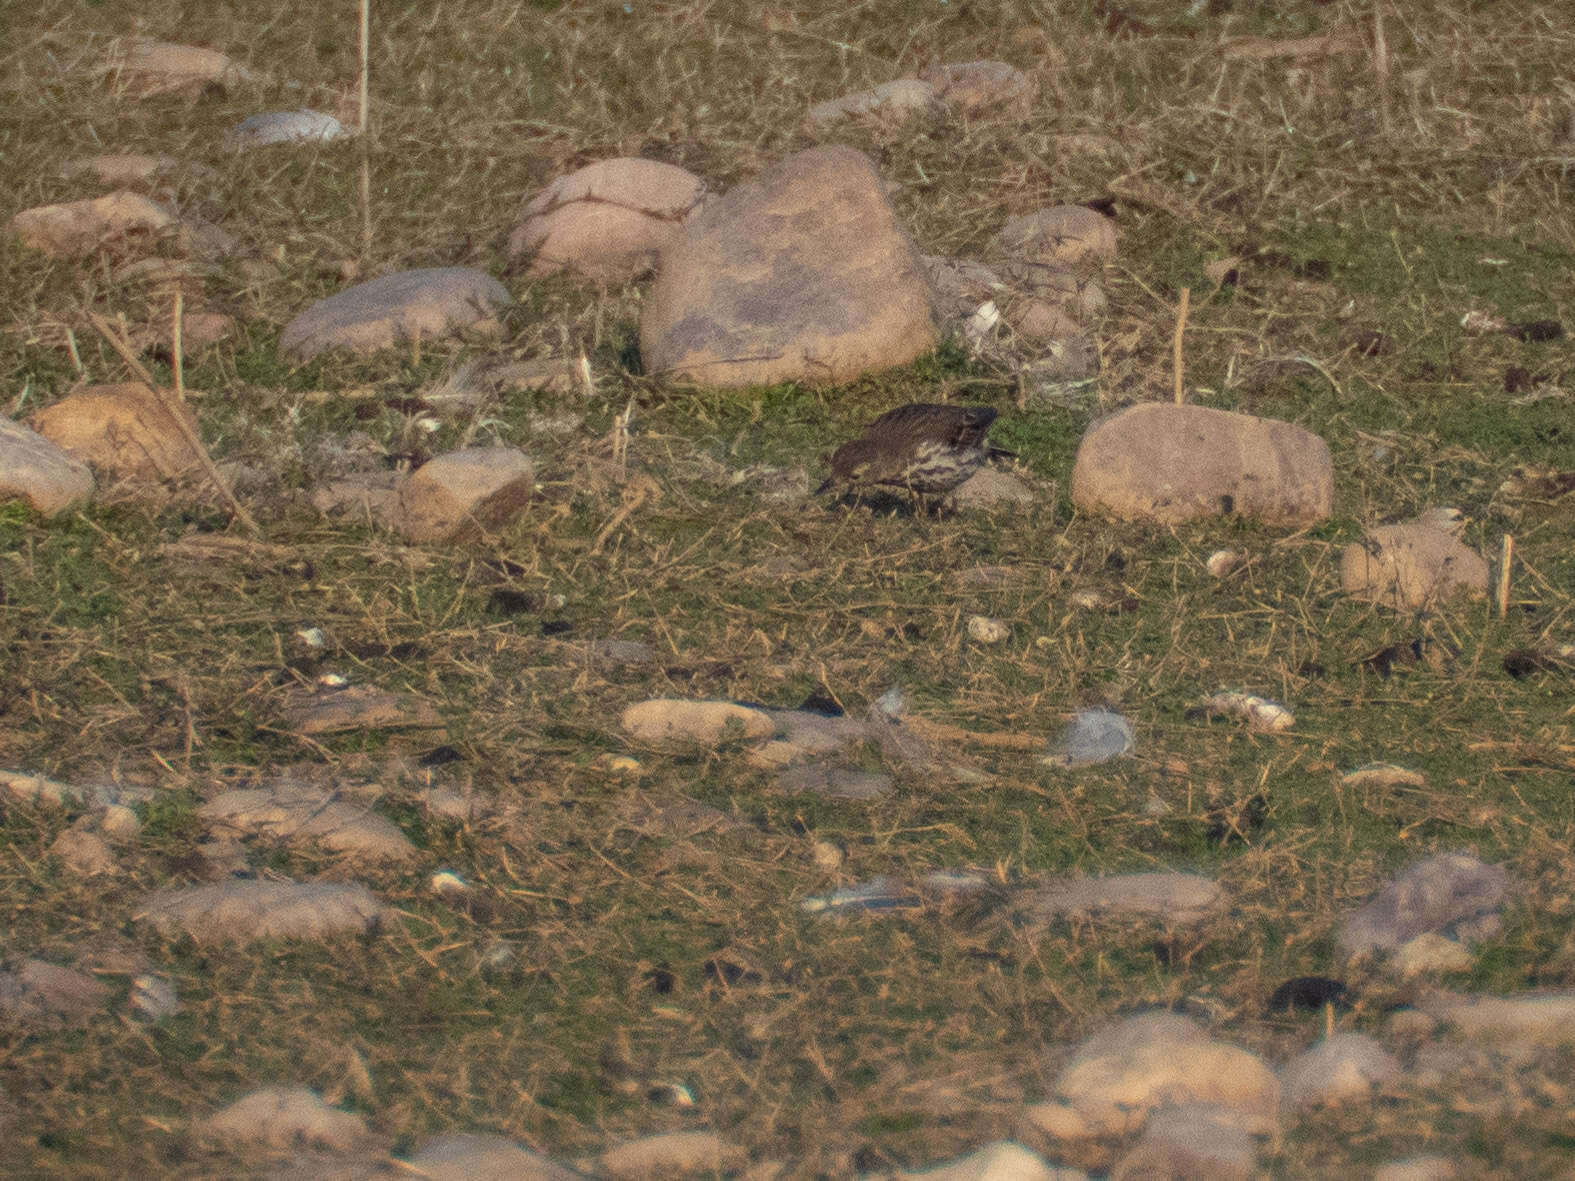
[640,145,936,387]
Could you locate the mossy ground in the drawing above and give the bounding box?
[1,0,1573,1176]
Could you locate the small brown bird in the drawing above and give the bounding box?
[817,403,1010,503]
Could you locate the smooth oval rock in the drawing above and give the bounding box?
[1053,1012,1281,1136]
[395,446,534,543]
[280,267,511,361]
[807,78,939,126]
[135,879,390,943]
[509,157,709,280]
[1071,402,1333,525]
[228,109,347,148]
[31,383,203,483]
[1024,872,1223,925]
[1340,523,1490,609]
[640,145,936,388]
[622,698,776,744]
[899,1140,1083,1180]
[1280,1032,1401,1108]
[0,418,95,515]
[100,38,261,92]
[201,1086,372,1152]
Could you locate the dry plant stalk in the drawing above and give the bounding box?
[88,310,262,537]
[1498,534,1513,618]
[1173,286,1190,405]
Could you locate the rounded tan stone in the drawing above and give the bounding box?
[1070,402,1333,525]
[395,446,534,543]
[1339,523,1489,609]
[31,382,203,483]
[509,158,709,280]
[622,699,776,745]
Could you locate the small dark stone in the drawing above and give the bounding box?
[1504,365,1534,394]
[1512,319,1564,342]
[540,620,574,636]
[487,588,539,615]
[417,744,462,768]
[796,687,844,717]
[1361,639,1423,678]
[645,963,676,994]
[1267,975,1350,1014]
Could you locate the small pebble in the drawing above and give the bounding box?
[967,615,1010,643]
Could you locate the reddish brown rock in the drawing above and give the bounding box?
[31,383,203,483]
[1071,402,1333,525]
[508,157,709,281]
[640,145,936,388]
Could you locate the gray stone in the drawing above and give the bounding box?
[9,190,233,258]
[953,467,1036,509]
[1420,990,1575,1046]
[0,959,111,1025]
[199,781,417,863]
[0,418,95,515]
[1339,852,1509,962]
[1071,402,1333,525]
[640,145,936,387]
[1109,1103,1256,1181]
[509,158,709,280]
[1279,1033,1401,1108]
[807,78,939,126]
[98,37,262,93]
[898,1140,1084,1180]
[600,1130,745,1180]
[280,267,510,361]
[395,446,534,543]
[227,109,347,148]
